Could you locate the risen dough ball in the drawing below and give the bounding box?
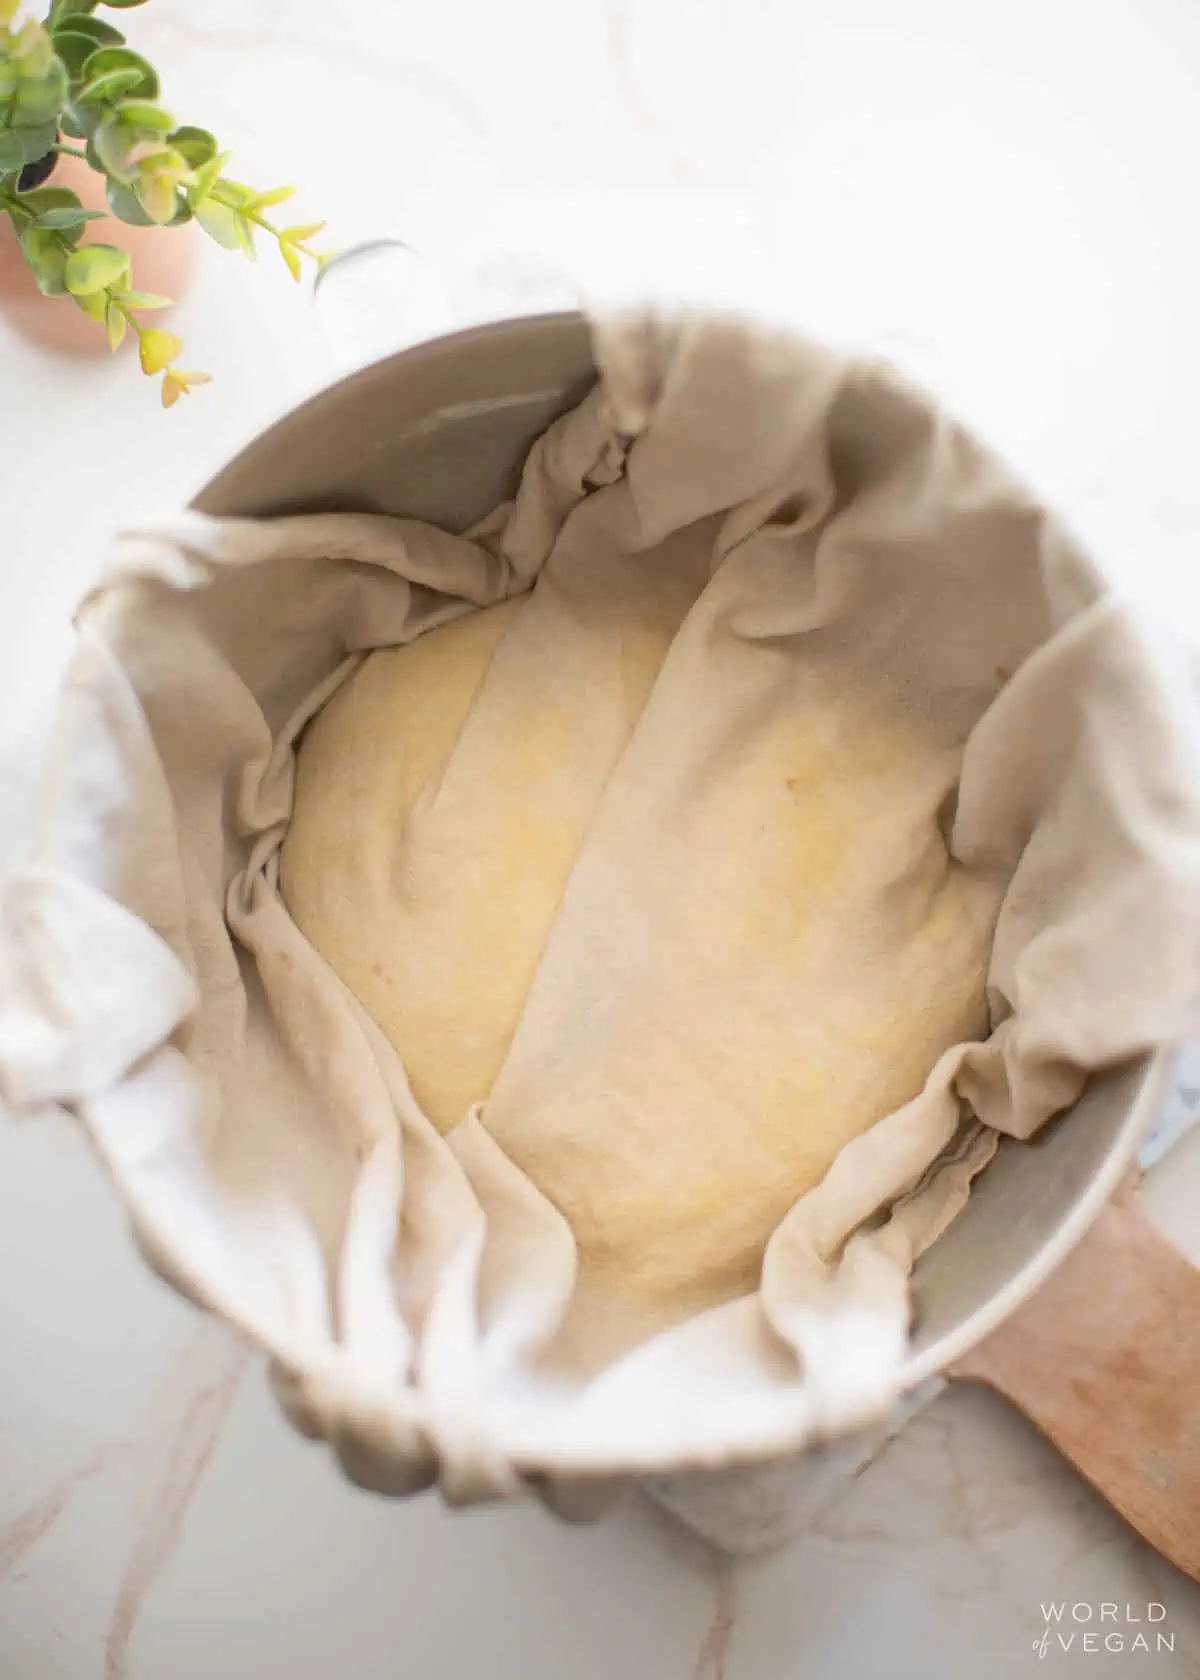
[281,589,993,1353]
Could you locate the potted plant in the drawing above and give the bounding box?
[0,0,325,402]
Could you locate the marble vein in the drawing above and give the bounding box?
[692,1550,737,1680]
[0,1443,130,1581]
[104,1336,251,1680]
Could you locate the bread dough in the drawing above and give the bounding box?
[281,569,994,1358]
[283,599,535,1126]
[281,552,698,1130]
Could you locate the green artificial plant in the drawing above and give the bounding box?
[0,0,326,404]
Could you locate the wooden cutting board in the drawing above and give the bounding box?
[950,1172,1200,1582]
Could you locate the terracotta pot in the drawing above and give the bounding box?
[0,148,198,355]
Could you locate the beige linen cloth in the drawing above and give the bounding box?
[1,313,1198,1508]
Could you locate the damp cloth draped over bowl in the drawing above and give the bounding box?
[1,312,1198,1509]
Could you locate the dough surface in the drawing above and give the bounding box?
[281,560,994,1358]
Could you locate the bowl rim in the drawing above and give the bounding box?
[900,1045,1175,1385]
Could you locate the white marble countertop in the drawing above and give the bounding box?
[2,1,1200,1675]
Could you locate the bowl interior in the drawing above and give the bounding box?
[907,1050,1167,1376]
[194,314,1169,1377]
[195,313,596,530]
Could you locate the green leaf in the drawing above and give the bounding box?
[73,287,108,321]
[34,51,71,94]
[10,122,59,167]
[191,193,241,250]
[49,0,100,21]
[185,146,230,205]
[59,108,85,138]
[52,18,124,79]
[64,240,130,295]
[77,67,145,106]
[0,133,24,174]
[104,175,152,225]
[93,114,136,178]
[55,14,124,47]
[134,172,176,225]
[13,86,65,131]
[17,227,69,295]
[14,59,69,126]
[13,95,65,137]
[9,184,73,214]
[15,189,104,239]
[115,99,175,131]
[169,125,216,168]
[104,296,126,349]
[10,20,55,77]
[212,178,256,208]
[37,204,106,230]
[248,184,295,212]
[78,45,157,100]
[52,28,107,79]
[114,288,170,309]
[72,98,112,141]
[95,0,154,8]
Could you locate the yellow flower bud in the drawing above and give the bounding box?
[160,368,212,408]
[139,327,183,375]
